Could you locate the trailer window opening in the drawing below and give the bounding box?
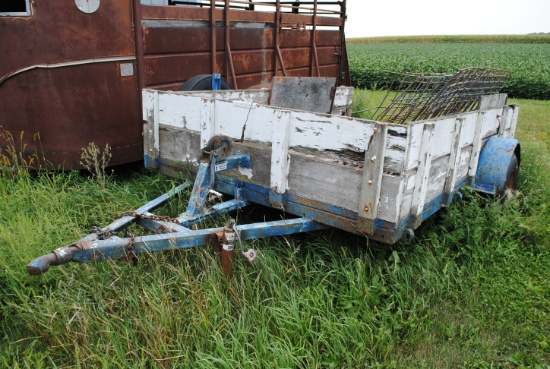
[0,0,31,16]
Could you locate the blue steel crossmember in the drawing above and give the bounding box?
[27,151,326,275]
[27,134,521,275]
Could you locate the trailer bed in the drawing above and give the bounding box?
[142,87,519,243]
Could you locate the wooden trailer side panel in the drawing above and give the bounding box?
[144,89,516,239]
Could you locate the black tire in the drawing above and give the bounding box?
[179,74,232,91]
[498,153,519,197]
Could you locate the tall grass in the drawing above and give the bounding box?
[1,96,549,368]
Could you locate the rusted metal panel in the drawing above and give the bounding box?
[0,2,135,77]
[142,21,215,54]
[281,13,343,27]
[143,29,341,89]
[280,29,342,48]
[1,1,348,168]
[0,62,142,168]
[0,0,141,169]
[144,54,222,86]
[142,5,342,27]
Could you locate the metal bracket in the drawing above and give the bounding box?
[212,73,221,90]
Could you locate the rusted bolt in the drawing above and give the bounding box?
[364,205,369,212]
[368,180,373,185]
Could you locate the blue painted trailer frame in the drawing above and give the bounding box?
[27,130,521,275]
[27,154,328,275]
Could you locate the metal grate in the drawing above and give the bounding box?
[372,68,511,124]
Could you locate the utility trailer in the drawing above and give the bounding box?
[28,75,520,276]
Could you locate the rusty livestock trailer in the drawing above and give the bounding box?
[0,0,349,168]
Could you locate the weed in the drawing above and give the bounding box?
[80,142,112,188]
[0,127,44,176]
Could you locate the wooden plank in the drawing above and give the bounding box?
[357,123,388,234]
[159,126,202,167]
[456,113,480,148]
[508,105,520,138]
[143,90,159,168]
[403,123,423,171]
[398,173,416,222]
[457,146,474,180]
[411,123,435,223]
[403,107,501,172]
[157,127,364,212]
[287,155,362,212]
[332,86,354,116]
[176,89,269,103]
[200,97,215,148]
[270,110,291,193]
[378,174,406,223]
[270,76,336,114]
[499,104,520,138]
[384,125,408,174]
[154,90,160,155]
[142,89,268,131]
[479,108,503,139]
[424,155,452,203]
[443,117,466,204]
[197,98,377,153]
[148,90,512,229]
[479,93,507,110]
[468,112,486,178]
[499,105,513,137]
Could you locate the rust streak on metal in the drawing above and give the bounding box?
[310,0,320,77]
[132,0,145,100]
[210,0,217,75]
[226,43,238,89]
[275,45,287,76]
[273,0,281,77]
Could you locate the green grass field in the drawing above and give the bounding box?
[347,38,550,100]
[1,36,549,367]
[1,93,548,368]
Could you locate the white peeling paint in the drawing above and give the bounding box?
[238,166,253,179]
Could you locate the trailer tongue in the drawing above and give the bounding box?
[28,147,327,277]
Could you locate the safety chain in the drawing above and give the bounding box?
[120,211,181,225]
[121,232,138,266]
[90,226,117,240]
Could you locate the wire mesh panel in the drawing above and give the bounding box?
[372,68,511,124]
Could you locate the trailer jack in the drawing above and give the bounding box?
[27,150,326,276]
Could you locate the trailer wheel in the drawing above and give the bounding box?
[474,137,520,198]
[500,153,519,197]
[179,74,232,91]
